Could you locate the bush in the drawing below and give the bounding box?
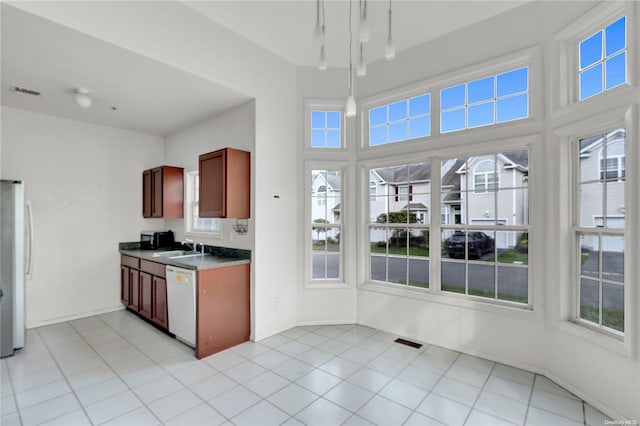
[516,233,528,253]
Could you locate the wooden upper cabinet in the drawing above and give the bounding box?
[142,166,184,218]
[199,148,250,219]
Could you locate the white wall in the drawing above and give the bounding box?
[0,107,164,327]
[10,1,300,340]
[164,101,255,251]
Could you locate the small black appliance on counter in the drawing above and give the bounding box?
[140,230,174,250]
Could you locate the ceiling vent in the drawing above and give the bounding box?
[13,86,41,97]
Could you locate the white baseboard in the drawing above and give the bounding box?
[27,306,125,329]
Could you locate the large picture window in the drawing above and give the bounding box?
[575,129,625,333]
[578,16,626,101]
[440,151,529,304]
[368,162,431,288]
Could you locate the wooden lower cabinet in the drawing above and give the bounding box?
[120,266,130,306]
[120,255,167,330]
[196,263,250,359]
[139,272,153,319]
[151,276,168,329]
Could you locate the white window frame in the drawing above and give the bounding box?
[573,127,627,338]
[367,93,432,147]
[184,171,221,238]
[358,134,539,315]
[304,99,347,153]
[359,46,540,152]
[440,67,530,134]
[598,142,626,181]
[578,16,627,101]
[305,163,347,288]
[553,1,632,110]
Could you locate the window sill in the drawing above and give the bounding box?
[359,281,535,318]
[185,230,222,240]
[304,281,349,290]
[556,319,630,358]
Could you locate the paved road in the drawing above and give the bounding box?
[313,250,623,315]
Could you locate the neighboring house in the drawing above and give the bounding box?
[578,129,626,252]
[311,171,341,241]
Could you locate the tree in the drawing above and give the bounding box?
[312,218,329,241]
[376,211,418,248]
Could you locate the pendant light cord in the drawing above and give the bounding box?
[348,0,353,92]
[388,0,392,40]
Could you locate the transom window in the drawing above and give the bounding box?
[311,110,342,148]
[575,129,625,334]
[440,67,529,133]
[369,93,431,146]
[579,16,626,101]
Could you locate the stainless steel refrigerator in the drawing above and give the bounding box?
[1,180,30,357]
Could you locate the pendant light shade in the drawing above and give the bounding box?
[346,93,357,118]
[357,43,366,77]
[318,44,328,70]
[385,36,396,60]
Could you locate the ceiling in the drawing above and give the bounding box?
[1,1,529,136]
[0,4,252,136]
[185,0,529,68]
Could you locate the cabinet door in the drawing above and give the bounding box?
[129,269,139,310]
[199,150,226,218]
[142,170,152,218]
[151,167,164,218]
[139,272,153,319]
[120,266,130,306]
[152,276,168,329]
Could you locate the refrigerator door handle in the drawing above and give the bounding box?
[25,200,33,278]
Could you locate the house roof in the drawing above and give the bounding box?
[579,128,626,156]
[373,163,431,184]
[401,203,429,211]
[441,159,466,191]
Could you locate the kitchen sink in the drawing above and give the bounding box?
[168,253,208,259]
[151,250,188,257]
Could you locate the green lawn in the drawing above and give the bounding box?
[442,284,528,304]
[396,280,430,288]
[313,243,339,251]
[580,306,624,332]
[487,250,528,265]
[370,245,429,257]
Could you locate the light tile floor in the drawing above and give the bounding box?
[0,310,612,426]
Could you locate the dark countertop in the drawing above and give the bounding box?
[120,249,251,271]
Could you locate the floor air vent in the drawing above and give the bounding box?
[394,338,423,349]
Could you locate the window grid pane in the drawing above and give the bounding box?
[311,110,342,149]
[441,151,529,304]
[575,129,626,335]
[440,67,528,134]
[579,16,626,101]
[311,169,343,281]
[368,93,431,146]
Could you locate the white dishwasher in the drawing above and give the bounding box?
[166,266,196,348]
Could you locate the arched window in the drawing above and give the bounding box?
[599,140,625,180]
[473,160,498,192]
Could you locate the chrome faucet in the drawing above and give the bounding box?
[183,239,197,253]
[183,239,205,254]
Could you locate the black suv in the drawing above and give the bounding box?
[447,231,494,259]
